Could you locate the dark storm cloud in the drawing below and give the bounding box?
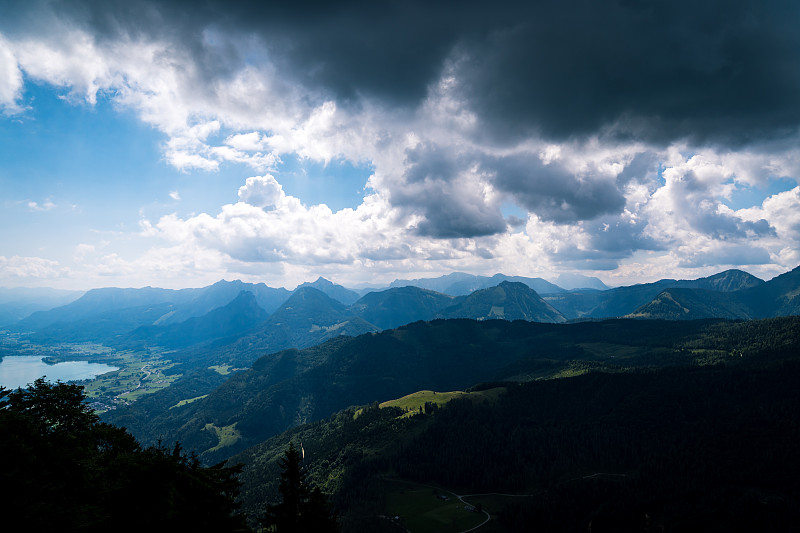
[33,0,486,105]
[587,217,663,255]
[9,0,800,147]
[537,215,664,272]
[690,210,776,240]
[395,143,635,239]
[453,0,800,146]
[485,153,627,223]
[395,143,508,239]
[616,152,660,187]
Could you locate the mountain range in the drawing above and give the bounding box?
[5,266,799,352]
[628,266,800,320]
[543,268,766,319]
[0,287,82,325]
[388,272,565,295]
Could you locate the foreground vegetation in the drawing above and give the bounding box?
[0,379,249,532]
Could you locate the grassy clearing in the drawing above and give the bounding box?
[550,366,591,379]
[384,480,486,533]
[208,364,231,375]
[372,388,506,419]
[170,394,208,409]
[204,423,241,452]
[382,390,468,410]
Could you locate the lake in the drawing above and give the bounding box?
[0,355,118,390]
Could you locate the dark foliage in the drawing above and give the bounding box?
[233,317,800,532]
[0,379,250,532]
[261,443,339,532]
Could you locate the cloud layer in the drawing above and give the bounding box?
[1,0,800,288]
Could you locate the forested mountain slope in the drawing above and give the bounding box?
[106,316,799,466]
[231,316,800,532]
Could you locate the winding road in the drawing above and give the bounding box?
[391,472,632,533]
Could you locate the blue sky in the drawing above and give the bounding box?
[1,0,799,290]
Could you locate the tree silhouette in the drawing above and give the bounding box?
[0,379,250,532]
[261,442,338,532]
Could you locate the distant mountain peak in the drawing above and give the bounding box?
[554,273,610,291]
[390,272,563,296]
[297,277,360,305]
[696,269,764,292]
[438,281,566,323]
[288,284,335,300]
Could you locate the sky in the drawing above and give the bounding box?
[1,0,800,291]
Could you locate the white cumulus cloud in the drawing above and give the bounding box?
[0,36,23,113]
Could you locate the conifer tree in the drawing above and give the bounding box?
[261,443,338,532]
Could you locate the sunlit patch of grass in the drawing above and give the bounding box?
[355,388,506,419]
[170,394,208,409]
[204,423,241,452]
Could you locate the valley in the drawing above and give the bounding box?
[0,335,183,412]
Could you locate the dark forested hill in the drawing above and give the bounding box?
[231,316,800,532]
[349,286,457,329]
[0,380,249,532]
[106,316,800,467]
[739,263,800,317]
[627,288,754,320]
